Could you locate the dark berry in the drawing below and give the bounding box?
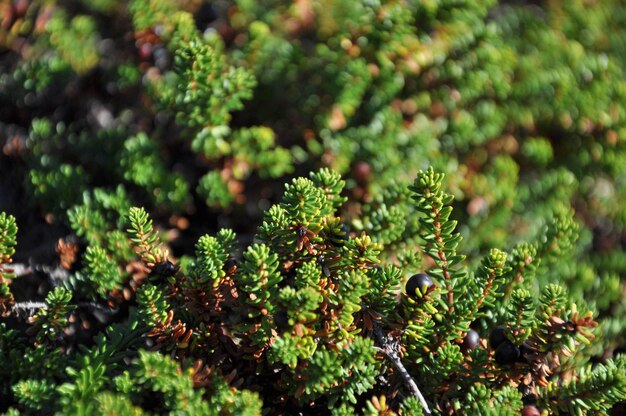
[518,344,532,363]
[406,273,434,298]
[463,329,480,351]
[152,260,179,277]
[223,258,238,275]
[274,310,289,329]
[521,405,541,416]
[494,341,520,365]
[489,326,508,350]
[194,3,218,30]
[520,387,536,405]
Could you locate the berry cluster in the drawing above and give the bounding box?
[489,326,526,365]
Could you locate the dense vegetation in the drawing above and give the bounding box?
[1,0,625,414]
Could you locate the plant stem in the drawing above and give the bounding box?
[373,324,432,415]
[13,301,117,313]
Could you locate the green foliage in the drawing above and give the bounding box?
[197,171,235,208]
[463,384,522,416]
[188,230,236,286]
[365,265,403,315]
[129,0,178,34]
[408,168,467,336]
[160,39,255,130]
[28,287,74,344]
[503,289,535,345]
[84,246,123,296]
[237,243,281,319]
[127,206,165,265]
[46,11,99,74]
[12,379,55,412]
[230,127,293,179]
[540,355,626,415]
[2,165,626,413]
[129,351,208,413]
[0,213,17,267]
[56,322,145,414]
[120,133,189,210]
[2,0,626,414]
[136,284,169,328]
[0,213,17,315]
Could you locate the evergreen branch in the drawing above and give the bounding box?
[27,287,74,343]
[410,168,464,316]
[0,212,18,315]
[503,243,538,299]
[127,207,165,266]
[537,207,579,266]
[541,356,626,414]
[433,212,454,310]
[472,248,508,313]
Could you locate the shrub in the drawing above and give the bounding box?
[1,0,626,414]
[2,169,626,414]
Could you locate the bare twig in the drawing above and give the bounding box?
[373,324,432,415]
[12,262,70,281]
[13,301,117,313]
[35,264,70,282]
[12,301,47,312]
[11,263,32,277]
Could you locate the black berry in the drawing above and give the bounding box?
[406,273,434,298]
[518,344,532,363]
[494,341,520,365]
[223,258,238,275]
[194,3,218,30]
[464,329,480,351]
[274,310,290,329]
[152,260,179,277]
[489,326,508,350]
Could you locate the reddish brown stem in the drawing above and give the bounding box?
[433,214,454,314]
[474,274,494,312]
